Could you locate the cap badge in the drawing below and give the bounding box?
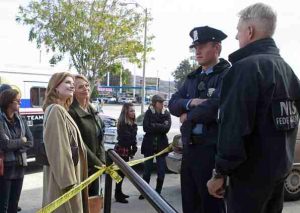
[193,30,198,41]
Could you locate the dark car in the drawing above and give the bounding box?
[166,134,300,201]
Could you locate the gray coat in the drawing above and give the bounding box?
[0,111,33,163]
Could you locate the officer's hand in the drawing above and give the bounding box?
[207,177,225,199]
[190,98,207,107]
[180,113,187,123]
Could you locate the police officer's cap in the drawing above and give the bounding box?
[151,95,165,104]
[189,26,227,48]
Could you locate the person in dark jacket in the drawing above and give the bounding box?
[0,84,23,213]
[139,95,171,200]
[207,3,300,213]
[0,89,33,213]
[169,26,230,213]
[114,103,137,203]
[69,74,105,197]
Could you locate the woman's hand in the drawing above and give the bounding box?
[130,146,138,158]
[21,137,27,143]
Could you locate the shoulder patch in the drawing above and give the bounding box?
[272,100,299,131]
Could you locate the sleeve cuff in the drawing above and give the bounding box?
[185,99,192,110]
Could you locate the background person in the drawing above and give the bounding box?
[0,88,33,213]
[0,84,23,213]
[139,95,171,200]
[207,3,300,213]
[169,26,230,213]
[114,103,137,203]
[69,74,105,196]
[42,72,89,213]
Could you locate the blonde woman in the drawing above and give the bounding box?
[69,74,105,196]
[42,72,89,213]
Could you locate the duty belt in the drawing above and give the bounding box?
[189,135,206,145]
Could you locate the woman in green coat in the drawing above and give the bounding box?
[69,74,106,196]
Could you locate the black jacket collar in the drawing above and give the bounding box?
[229,38,280,64]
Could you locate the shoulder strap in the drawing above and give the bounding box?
[43,104,55,127]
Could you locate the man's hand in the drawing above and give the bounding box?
[207,177,225,198]
[180,113,187,123]
[190,98,207,107]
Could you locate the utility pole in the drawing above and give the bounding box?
[141,8,147,114]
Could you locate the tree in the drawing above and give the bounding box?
[172,59,197,90]
[16,0,153,90]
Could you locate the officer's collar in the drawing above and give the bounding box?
[201,66,214,75]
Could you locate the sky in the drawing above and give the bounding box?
[0,0,299,81]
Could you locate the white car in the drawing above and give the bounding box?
[103,113,179,161]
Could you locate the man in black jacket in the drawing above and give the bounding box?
[207,3,300,212]
[169,26,230,213]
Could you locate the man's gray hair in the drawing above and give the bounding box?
[238,3,277,37]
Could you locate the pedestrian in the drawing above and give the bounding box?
[207,3,300,213]
[42,72,89,213]
[139,95,171,200]
[0,84,23,213]
[169,26,230,213]
[69,74,105,196]
[114,103,137,203]
[0,88,33,213]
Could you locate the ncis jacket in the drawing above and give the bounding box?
[216,38,300,185]
[69,99,106,167]
[169,58,231,146]
[141,106,171,156]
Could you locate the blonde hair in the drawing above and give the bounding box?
[42,72,74,111]
[117,103,135,127]
[73,74,90,105]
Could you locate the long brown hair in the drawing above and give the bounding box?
[42,72,74,111]
[117,103,135,127]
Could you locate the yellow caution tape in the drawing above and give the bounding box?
[37,144,173,213]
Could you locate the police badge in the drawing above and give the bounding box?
[207,88,215,97]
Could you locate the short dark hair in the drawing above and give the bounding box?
[0,84,12,94]
[0,89,19,111]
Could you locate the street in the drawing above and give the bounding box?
[19,104,300,212]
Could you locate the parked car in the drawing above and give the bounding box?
[103,113,179,160]
[99,114,117,129]
[166,133,300,201]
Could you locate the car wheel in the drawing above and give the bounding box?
[284,167,300,201]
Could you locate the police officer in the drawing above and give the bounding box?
[169,26,230,213]
[207,3,300,213]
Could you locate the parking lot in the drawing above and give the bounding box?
[19,104,300,212]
